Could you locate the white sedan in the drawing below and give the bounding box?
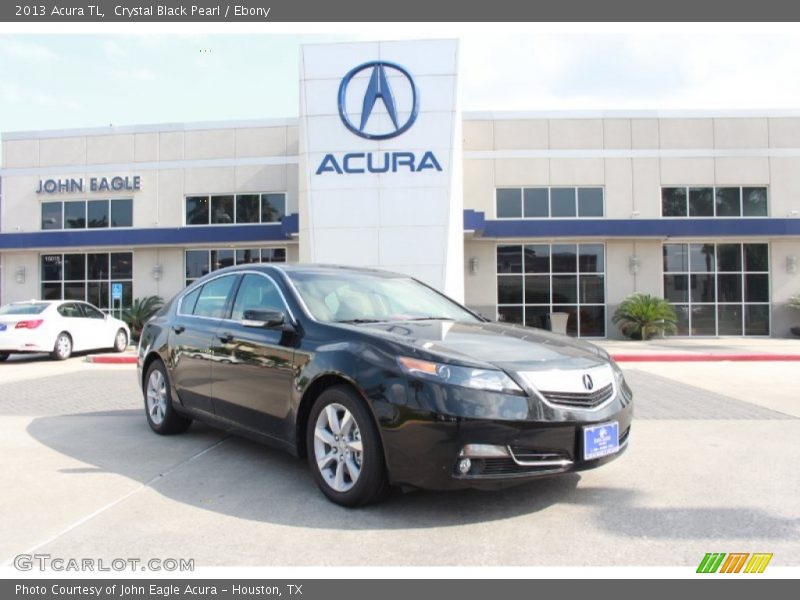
[0,300,130,361]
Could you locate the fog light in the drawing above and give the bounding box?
[460,444,511,458]
[457,458,472,474]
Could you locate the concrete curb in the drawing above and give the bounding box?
[612,353,800,362]
[85,355,137,364]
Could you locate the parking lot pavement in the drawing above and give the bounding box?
[0,356,798,567]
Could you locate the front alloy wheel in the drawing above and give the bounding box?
[306,385,389,507]
[314,403,363,492]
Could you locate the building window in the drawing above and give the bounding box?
[41,199,133,230]
[663,243,770,336]
[185,193,286,226]
[40,252,133,315]
[661,187,768,217]
[496,243,606,337]
[184,246,287,287]
[496,187,604,219]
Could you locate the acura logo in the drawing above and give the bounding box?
[582,374,594,391]
[338,61,419,140]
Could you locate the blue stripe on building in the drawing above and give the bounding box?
[463,209,800,238]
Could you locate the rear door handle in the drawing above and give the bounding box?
[217,332,234,343]
[172,325,185,334]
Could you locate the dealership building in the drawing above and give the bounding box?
[1,39,799,338]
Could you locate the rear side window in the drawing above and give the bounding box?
[179,287,201,316]
[57,303,83,318]
[231,274,286,321]
[0,303,48,315]
[192,275,237,319]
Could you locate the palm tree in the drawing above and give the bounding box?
[122,296,164,342]
[612,294,678,340]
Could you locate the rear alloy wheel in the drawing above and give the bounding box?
[0,352,9,362]
[51,333,72,361]
[306,385,389,507]
[144,361,192,435]
[114,329,128,352]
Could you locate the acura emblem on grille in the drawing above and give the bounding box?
[582,374,594,391]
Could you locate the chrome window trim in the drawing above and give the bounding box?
[175,269,297,326]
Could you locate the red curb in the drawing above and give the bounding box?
[85,355,137,364]
[611,353,800,362]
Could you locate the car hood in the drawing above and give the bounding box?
[353,319,608,373]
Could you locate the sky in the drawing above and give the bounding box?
[2,29,800,135]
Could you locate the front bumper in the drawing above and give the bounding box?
[377,381,633,491]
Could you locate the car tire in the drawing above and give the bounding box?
[0,352,9,362]
[144,360,192,435]
[113,329,128,353]
[306,385,389,507]
[51,332,72,361]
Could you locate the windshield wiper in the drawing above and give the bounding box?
[335,318,385,324]
[404,317,456,321]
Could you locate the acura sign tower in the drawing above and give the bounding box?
[298,40,464,299]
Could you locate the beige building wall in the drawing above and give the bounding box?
[0,120,299,307]
[461,113,800,337]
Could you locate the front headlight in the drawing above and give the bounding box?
[397,356,524,395]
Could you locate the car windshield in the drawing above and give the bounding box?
[0,303,49,315]
[287,271,480,324]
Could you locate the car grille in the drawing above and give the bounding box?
[469,454,572,477]
[539,383,614,409]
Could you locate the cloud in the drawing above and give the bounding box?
[0,39,58,62]
[101,40,128,59]
[108,66,157,82]
[460,33,800,110]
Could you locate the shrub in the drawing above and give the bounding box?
[612,293,677,340]
[122,295,164,342]
[789,295,800,311]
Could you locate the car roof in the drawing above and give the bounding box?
[6,300,90,306]
[215,263,412,279]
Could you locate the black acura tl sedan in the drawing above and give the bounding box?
[137,264,632,507]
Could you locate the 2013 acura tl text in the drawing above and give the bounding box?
[137,264,633,507]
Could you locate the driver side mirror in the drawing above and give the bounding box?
[242,309,287,329]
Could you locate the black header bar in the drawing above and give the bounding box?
[2,0,800,22]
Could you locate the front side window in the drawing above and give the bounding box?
[231,274,286,321]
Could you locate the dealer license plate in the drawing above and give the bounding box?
[583,421,619,460]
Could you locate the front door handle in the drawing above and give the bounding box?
[217,332,234,343]
[172,325,185,334]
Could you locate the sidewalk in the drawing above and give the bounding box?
[594,338,800,361]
